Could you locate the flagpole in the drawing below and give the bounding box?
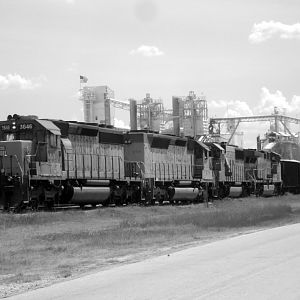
[79,75,88,101]
[79,75,82,93]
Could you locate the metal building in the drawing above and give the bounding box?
[80,86,115,124]
[80,85,137,129]
[137,93,164,132]
[172,91,208,138]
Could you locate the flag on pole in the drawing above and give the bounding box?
[80,75,88,83]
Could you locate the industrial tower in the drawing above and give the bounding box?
[80,86,115,124]
[136,93,164,132]
[80,85,138,129]
[173,91,208,138]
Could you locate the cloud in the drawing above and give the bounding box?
[256,87,289,114]
[0,74,46,90]
[210,99,253,117]
[210,87,300,147]
[212,87,299,116]
[114,118,130,129]
[129,45,164,57]
[249,21,300,43]
[290,95,300,112]
[211,87,300,118]
[256,87,300,116]
[72,91,81,99]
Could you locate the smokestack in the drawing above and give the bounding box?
[257,135,261,150]
[130,99,137,130]
[172,96,180,136]
[104,99,111,125]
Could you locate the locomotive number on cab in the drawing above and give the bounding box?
[19,123,33,130]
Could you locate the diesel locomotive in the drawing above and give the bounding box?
[0,114,294,211]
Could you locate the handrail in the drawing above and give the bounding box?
[13,155,24,183]
[65,153,123,179]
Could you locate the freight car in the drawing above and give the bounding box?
[281,159,300,194]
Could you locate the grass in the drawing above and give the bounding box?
[120,200,292,229]
[0,194,300,297]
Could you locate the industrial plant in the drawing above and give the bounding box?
[80,83,300,161]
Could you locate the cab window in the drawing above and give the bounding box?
[49,134,58,147]
[5,133,15,141]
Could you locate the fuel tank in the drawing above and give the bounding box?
[71,187,111,205]
[172,188,199,201]
[229,186,243,198]
[84,180,110,186]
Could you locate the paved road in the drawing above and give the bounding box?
[8,223,300,300]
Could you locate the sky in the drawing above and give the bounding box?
[1,0,300,147]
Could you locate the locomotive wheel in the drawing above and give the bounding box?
[150,198,156,206]
[144,190,154,205]
[114,197,121,206]
[102,199,110,207]
[218,186,225,199]
[158,196,164,206]
[116,191,128,206]
[194,193,202,203]
[122,196,129,206]
[45,201,54,211]
[132,187,141,204]
[29,198,39,211]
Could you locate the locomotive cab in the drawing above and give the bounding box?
[0,116,63,210]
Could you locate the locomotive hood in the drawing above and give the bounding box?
[36,120,61,135]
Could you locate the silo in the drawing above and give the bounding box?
[130,99,137,130]
[172,96,180,136]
